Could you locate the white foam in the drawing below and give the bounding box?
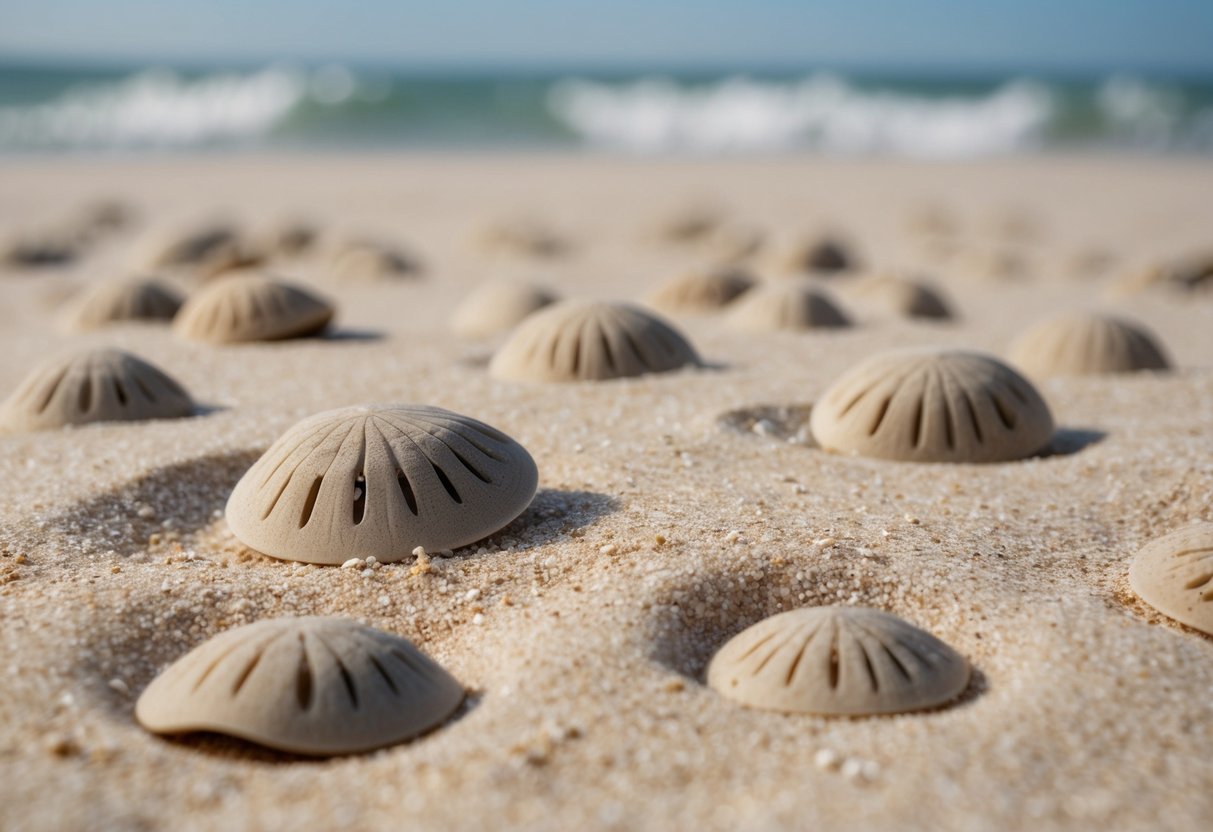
[547,73,1056,157]
[0,67,308,149]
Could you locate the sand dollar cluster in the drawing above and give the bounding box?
[136,616,465,756]
[489,301,700,382]
[810,348,1054,463]
[1008,312,1170,378]
[173,273,335,343]
[1128,524,1213,635]
[225,404,538,565]
[0,348,193,432]
[707,606,970,715]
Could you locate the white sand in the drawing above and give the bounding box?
[1,154,1211,831]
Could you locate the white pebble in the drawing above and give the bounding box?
[599,543,618,556]
[472,613,485,625]
[341,557,363,569]
[107,678,130,696]
[840,758,866,781]
[464,588,481,602]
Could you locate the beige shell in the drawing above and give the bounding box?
[778,235,855,275]
[1128,523,1213,635]
[0,348,193,432]
[847,274,953,320]
[474,220,568,258]
[145,222,241,268]
[331,240,420,282]
[707,606,970,716]
[646,267,755,314]
[450,280,559,339]
[173,273,334,344]
[135,616,464,756]
[1008,313,1170,378]
[59,278,183,331]
[225,404,538,565]
[726,282,850,332]
[488,301,700,382]
[810,348,1054,463]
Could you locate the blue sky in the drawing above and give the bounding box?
[1,0,1212,74]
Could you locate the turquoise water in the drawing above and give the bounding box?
[2,60,1211,156]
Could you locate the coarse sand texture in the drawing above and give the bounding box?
[809,348,1054,463]
[172,272,334,343]
[707,606,971,716]
[1008,312,1171,378]
[224,404,538,565]
[1129,523,1213,636]
[58,277,183,331]
[489,300,700,382]
[0,347,193,432]
[135,616,465,756]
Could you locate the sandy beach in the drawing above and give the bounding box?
[1,153,1211,831]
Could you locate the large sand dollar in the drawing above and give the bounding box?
[225,404,538,564]
[707,606,970,716]
[489,301,700,382]
[1129,523,1213,635]
[136,616,465,756]
[0,348,193,432]
[1008,312,1170,378]
[810,348,1054,463]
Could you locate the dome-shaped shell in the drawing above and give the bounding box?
[173,273,334,344]
[135,616,465,756]
[489,301,700,382]
[1128,523,1213,635]
[144,222,242,268]
[450,280,558,339]
[331,240,420,282]
[225,404,538,565]
[810,348,1054,463]
[1008,313,1170,378]
[645,267,755,315]
[59,277,183,331]
[778,235,855,275]
[847,274,953,320]
[0,348,193,432]
[726,282,850,332]
[707,606,970,716]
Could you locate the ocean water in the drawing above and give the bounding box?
[1,61,1211,157]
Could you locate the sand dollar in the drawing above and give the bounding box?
[225,404,538,565]
[1008,313,1170,378]
[645,267,755,315]
[810,348,1054,463]
[135,616,465,756]
[1128,523,1213,636]
[331,239,420,282]
[725,281,850,332]
[489,301,700,382]
[847,274,953,320]
[0,348,193,432]
[59,277,183,331]
[173,273,334,344]
[450,280,558,339]
[778,235,855,275]
[707,606,970,716]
